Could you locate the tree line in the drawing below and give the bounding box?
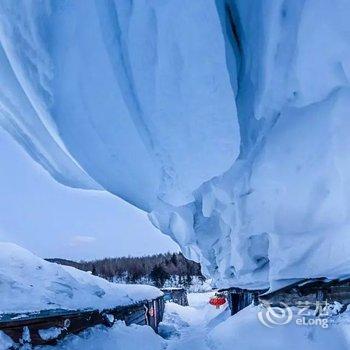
[46,252,205,288]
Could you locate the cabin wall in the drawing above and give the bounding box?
[0,297,165,346]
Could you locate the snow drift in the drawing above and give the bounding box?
[208,305,350,350]
[0,321,165,350]
[1,0,350,289]
[0,243,161,313]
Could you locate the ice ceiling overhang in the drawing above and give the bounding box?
[1,0,350,289]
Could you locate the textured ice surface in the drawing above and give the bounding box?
[1,1,350,289]
[0,0,239,210]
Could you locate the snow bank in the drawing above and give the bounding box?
[0,243,162,314]
[208,306,350,350]
[0,322,165,350]
[0,331,14,350]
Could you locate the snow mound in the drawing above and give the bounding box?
[1,321,165,350]
[0,243,162,314]
[0,331,14,350]
[208,306,350,350]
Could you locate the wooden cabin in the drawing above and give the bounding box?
[219,287,268,315]
[0,296,165,347]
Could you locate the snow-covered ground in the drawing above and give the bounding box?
[3,279,350,349]
[208,305,350,350]
[37,322,165,350]
[161,293,350,350]
[158,291,229,350]
[0,243,161,314]
[0,321,166,350]
[39,294,350,350]
[29,291,225,350]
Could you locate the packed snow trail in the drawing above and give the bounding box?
[159,292,230,350]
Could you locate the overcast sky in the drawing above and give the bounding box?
[0,128,178,261]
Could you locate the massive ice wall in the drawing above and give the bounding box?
[0,0,239,209]
[1,0,350,289]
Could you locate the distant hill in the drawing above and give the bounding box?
[46,252,206,289]
[46,258,82,269]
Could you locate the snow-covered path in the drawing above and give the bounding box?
[159,292,230,350]
[26,291,230,350]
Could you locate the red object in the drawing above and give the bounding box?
[209,296,226,308]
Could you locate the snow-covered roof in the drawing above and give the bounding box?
[0,243,162,314]
[161,288,186,291]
